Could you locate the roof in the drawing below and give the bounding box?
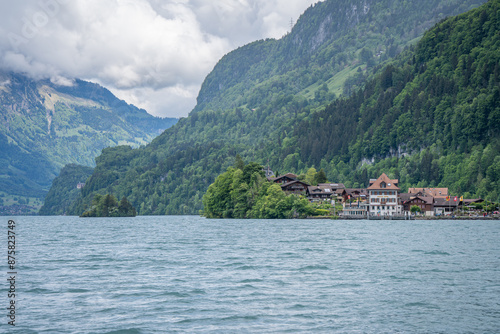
[367,173,400,190]
[280,180,310,188]
[408,188,448,198]
[403,195,434,205]
[307,185,334,194]
[434,197,460,207]
[463,198,483,204]
[434,197,483,207]
[318,183,345,189]
[345,188,368,195]
[272,173,298,182]
[399,193,413,202]
[344,188,368,199]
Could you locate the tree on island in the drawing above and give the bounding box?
[80,194,136,217]
[203,159,314,219]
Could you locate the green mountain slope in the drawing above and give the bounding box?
[64,0,497,216]
[195,0,485,113]
[0,72,177,212]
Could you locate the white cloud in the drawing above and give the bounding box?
[0,0,320,117]
[50,75,74,87]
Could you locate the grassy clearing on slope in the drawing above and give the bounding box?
[299,65,364,99]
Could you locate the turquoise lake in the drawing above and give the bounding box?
[5,216,500,333]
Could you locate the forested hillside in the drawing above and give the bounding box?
[290,0,500,199]
[38,164,94,215]
[195,0,485,113]
[63,0,498,216]
[0,72,177,213]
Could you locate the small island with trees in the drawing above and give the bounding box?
[202,156,335,219]
[80,194,137,217]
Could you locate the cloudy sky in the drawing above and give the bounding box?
[0,0,321,118]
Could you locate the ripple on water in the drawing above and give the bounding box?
[16,216,500,333]
[424,250,451,255]
[98,329,144,334]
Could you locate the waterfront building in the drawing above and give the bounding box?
[367,173,402,216]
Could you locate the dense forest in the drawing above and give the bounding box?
[49,0,499,216]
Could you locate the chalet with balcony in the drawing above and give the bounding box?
[401,195,434,216]
[280,180,309,194]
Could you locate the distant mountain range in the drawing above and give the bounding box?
[0,72,177,213]
[45,0,500,216]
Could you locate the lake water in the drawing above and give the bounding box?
[4,216,500,333]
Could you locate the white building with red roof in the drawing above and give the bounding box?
[367,173,402,216]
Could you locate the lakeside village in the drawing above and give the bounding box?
[263,168,499,220]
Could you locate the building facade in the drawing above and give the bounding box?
[402,195,434,216]
[307,183,345,202]
[367,173,402,216]
[280,180,309,194]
